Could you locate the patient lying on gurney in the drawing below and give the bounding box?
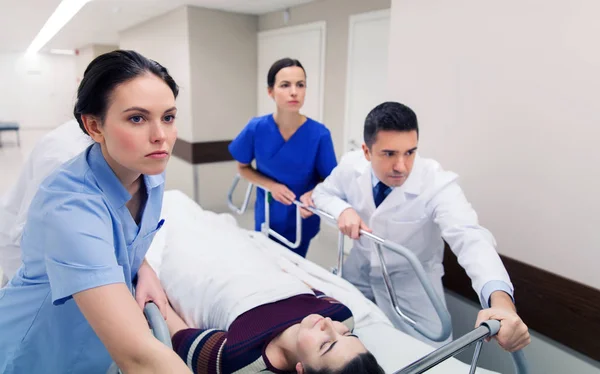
[163,288,384,374]
[153,207,384,373]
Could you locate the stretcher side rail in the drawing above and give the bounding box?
[227,173,451,342]
[394,320,528,374]
[227,174,302,249]
[106,302,172,374]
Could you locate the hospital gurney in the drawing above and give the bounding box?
[227,173,528,374]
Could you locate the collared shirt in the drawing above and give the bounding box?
[0,142,165,373]
[370,169,512,308]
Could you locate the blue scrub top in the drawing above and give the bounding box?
[228,114,337,253]
[0,143,165,373]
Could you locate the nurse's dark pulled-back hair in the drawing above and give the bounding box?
[305,351,385,374]
[73,49,179,135]
[364,101,419,149]
[267,57,306,88]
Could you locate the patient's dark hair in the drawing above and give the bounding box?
[73,49,179,135]
[305,351,385,374]
[364,101,419,149]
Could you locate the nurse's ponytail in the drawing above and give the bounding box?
[73,50,179,135]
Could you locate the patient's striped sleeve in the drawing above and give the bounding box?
[172,328,227,374]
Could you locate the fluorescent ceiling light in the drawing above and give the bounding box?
[49,48,75,55]
[26,0,92,56]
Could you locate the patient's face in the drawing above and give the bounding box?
[295,314,366,372]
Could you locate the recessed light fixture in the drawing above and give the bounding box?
[26,0,92,56]
[49,48,76,55]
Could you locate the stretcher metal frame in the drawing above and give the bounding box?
[227,173,528,373]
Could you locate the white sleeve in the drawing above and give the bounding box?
[429,177,513,305]
[312,162,353,220]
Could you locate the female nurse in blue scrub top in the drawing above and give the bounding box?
[229,58,337,258]
[0,50,191,373]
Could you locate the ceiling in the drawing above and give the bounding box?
[0,0,316,53]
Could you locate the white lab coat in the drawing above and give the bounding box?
[312,150,513,346]
[0,120,92,285]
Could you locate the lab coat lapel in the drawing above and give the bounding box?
[356,164,376,216]
[375,155,424,216]
[376,187,407,216]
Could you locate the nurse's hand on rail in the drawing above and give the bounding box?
[136,260,169,320]
[270,183,296,205]
[475,292,531,352]
[299,190,315,218]
[338,208,371,239]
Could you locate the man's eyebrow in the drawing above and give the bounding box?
[321,341,338,356]
[380,147,418,153]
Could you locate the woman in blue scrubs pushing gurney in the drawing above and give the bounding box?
[229,58,338,258]
[0,50,191,373]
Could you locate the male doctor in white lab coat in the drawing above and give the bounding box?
[310,101,530,351]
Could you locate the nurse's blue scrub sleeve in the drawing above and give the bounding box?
[228,114,337,257]
[44,196,124,304]
[0,143,165,373]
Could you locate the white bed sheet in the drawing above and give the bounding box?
[147,190,500,374]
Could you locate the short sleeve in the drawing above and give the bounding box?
[228,119,257,164]
[316,129,338,180]
[38,195,125,305]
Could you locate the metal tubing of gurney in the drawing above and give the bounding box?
[295,202,451,342]
[227,174,254,214]
[263,189,302,249]
[394,320,500,374]
[227,174,302,249]
[105,302,172,374]
[394,320,528,374]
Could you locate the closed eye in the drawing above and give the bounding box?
[321,341,338,356]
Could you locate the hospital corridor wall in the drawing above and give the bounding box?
[0,53,77,129]
[387,0,600,372]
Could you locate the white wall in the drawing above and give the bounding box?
[187,6,257,212]
[388,0,600,370]
[387,0,599,290]
[0,53,77,129]
[75,44,118,83]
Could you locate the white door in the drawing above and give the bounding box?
[341,10,390,253]
[257,22,326,121]
[344,10,391,153]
